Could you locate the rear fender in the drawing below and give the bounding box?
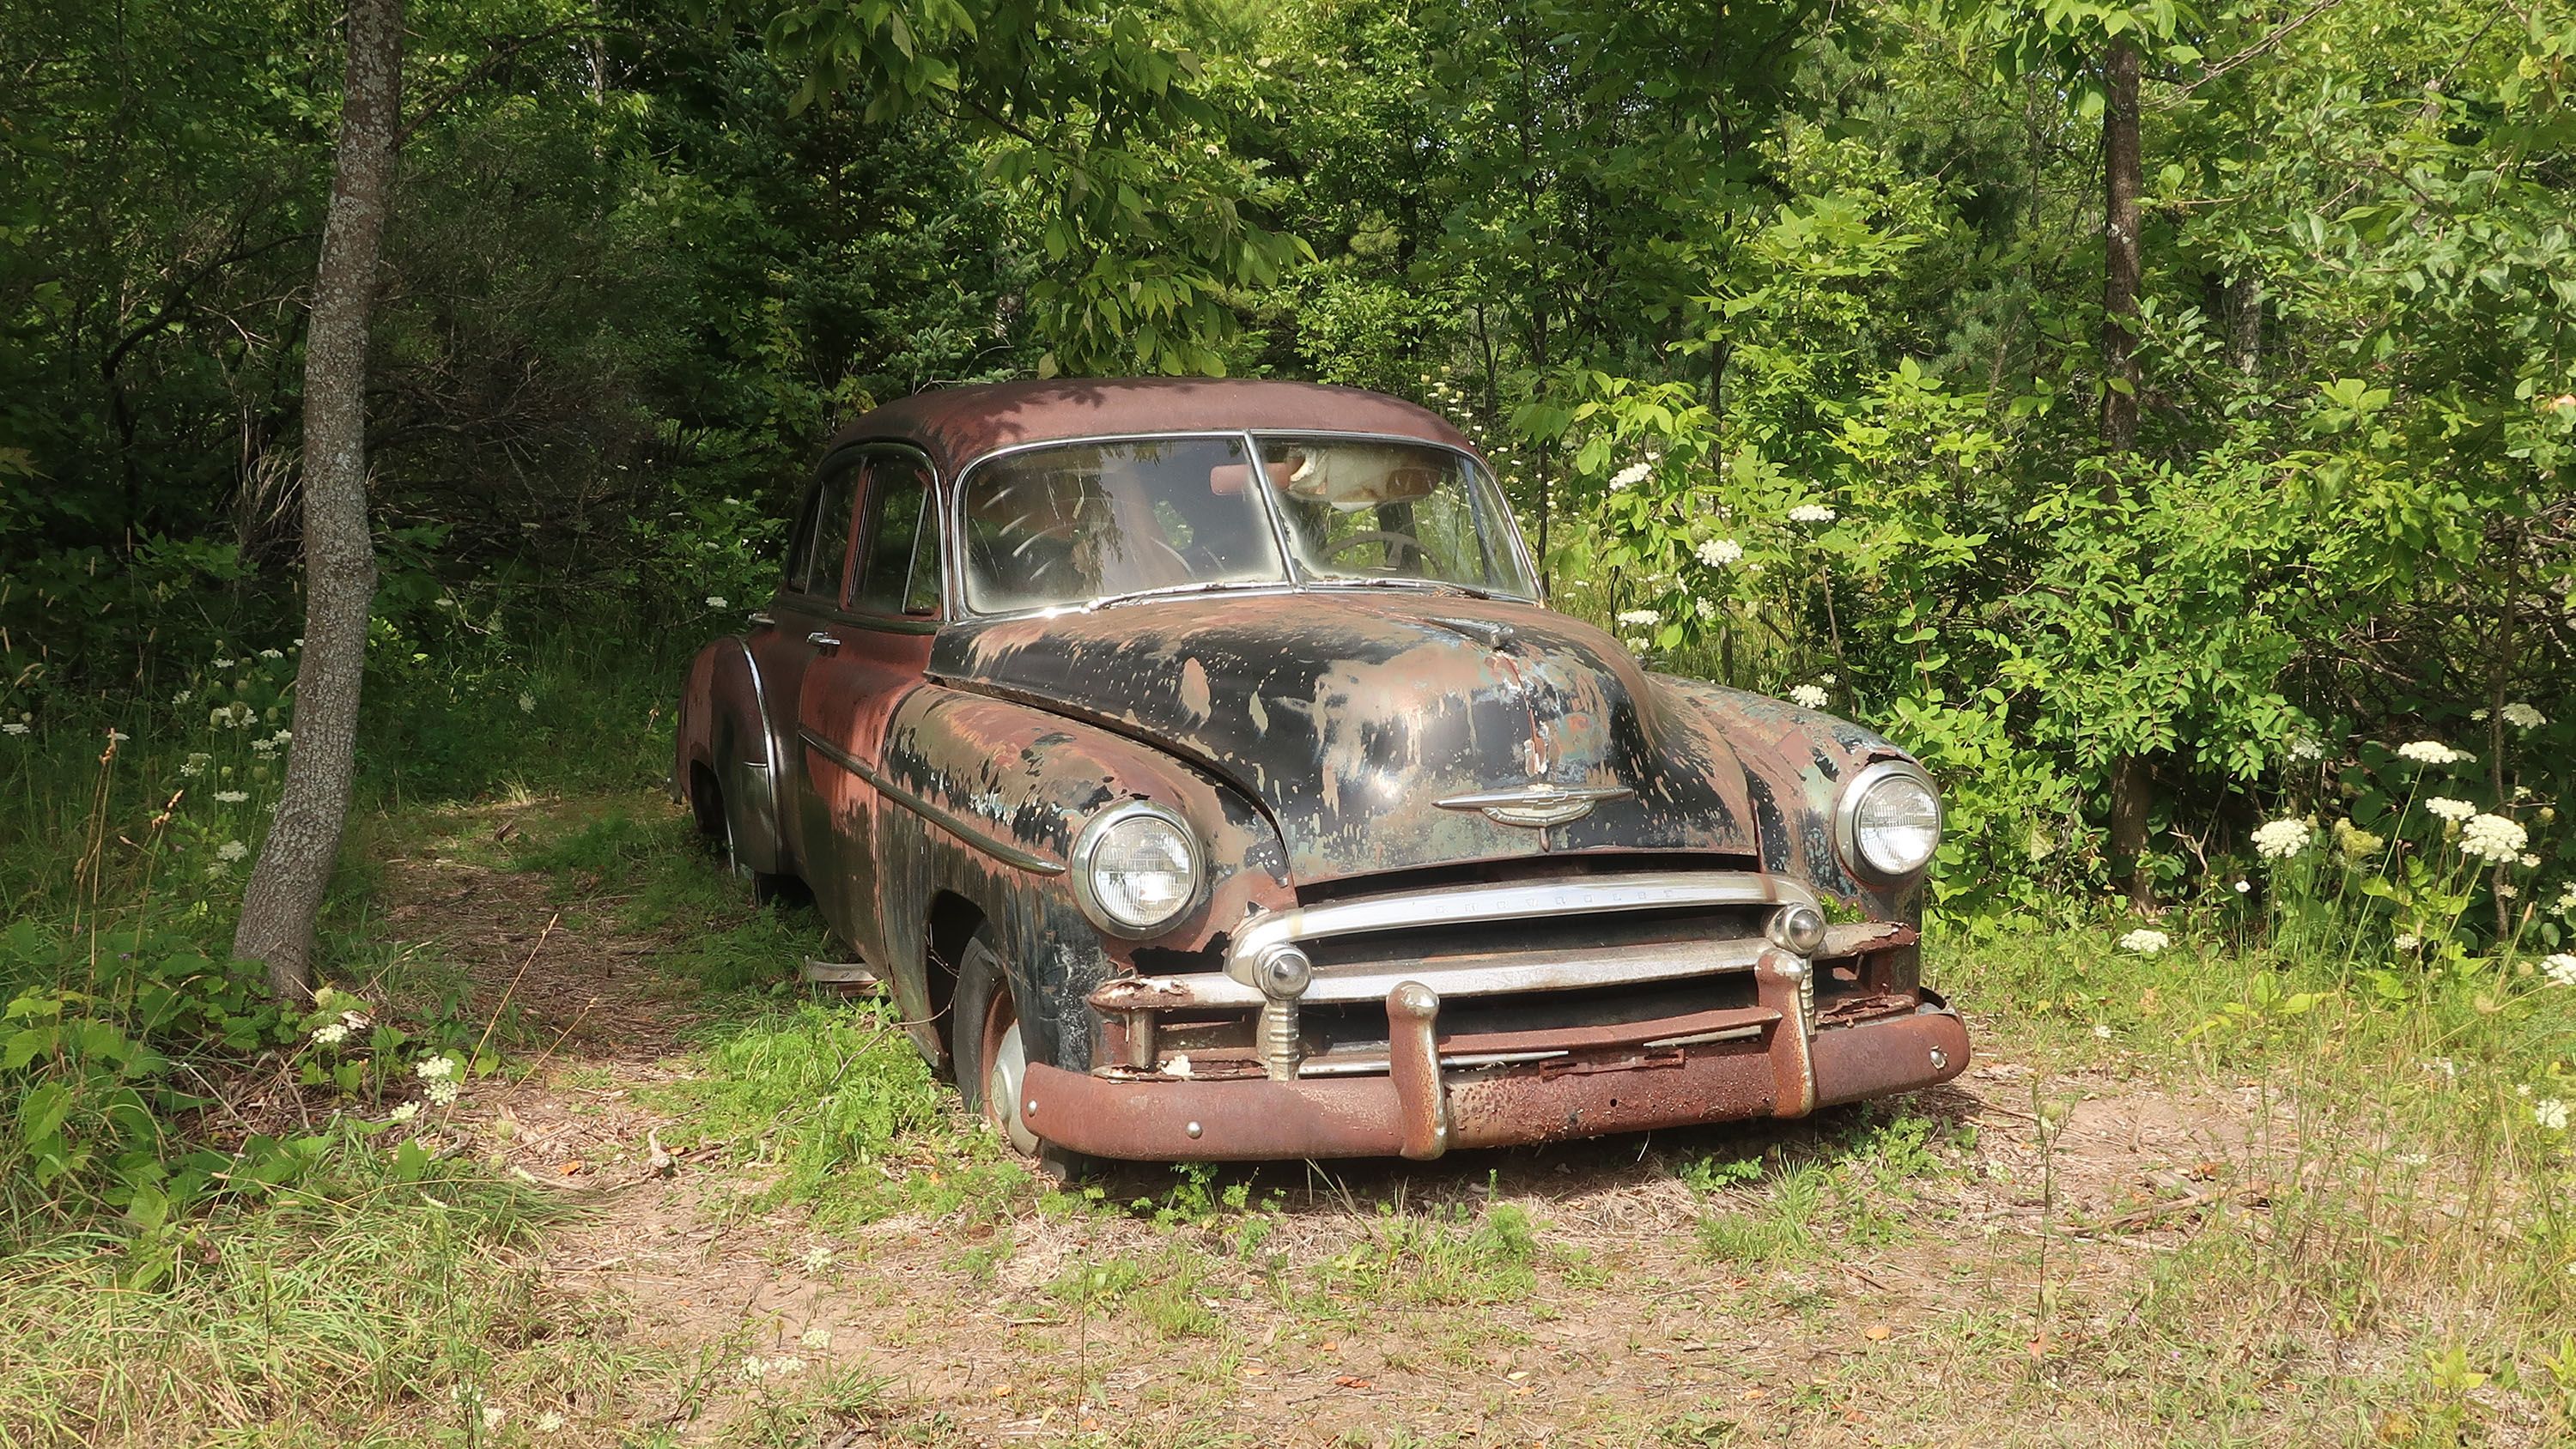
[677,638,788,876]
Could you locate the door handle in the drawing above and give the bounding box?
[805,631,841,654]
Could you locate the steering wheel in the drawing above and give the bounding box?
[1325,529,1425,565]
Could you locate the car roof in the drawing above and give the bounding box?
[822,378,1478,476]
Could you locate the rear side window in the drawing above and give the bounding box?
[850,453,942,617]
[783,458,864,598]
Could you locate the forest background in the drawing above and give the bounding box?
[3,1,2576,1439]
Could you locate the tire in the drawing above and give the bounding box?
[696,768,792,905]
[951,924,1093,1179]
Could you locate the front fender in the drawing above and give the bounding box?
[872,687,1295,1071]
[1651,675,1925,926]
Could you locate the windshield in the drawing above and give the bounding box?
[959,436,1288,614]
[1255,435,1535,597]
[956,432,1533,614]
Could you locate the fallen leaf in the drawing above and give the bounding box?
[561,1161,584,1175]
[1862,1325,1891,1342]
[1334,1376,1371,1390]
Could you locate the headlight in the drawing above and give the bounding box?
[1838,762,1942,881]
[1072,802,1202,936]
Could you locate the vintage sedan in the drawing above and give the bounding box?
[672,378,1966,1167]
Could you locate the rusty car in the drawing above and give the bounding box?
[671,378,1967,1168]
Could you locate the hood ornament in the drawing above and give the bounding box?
[1437,781,1634,828]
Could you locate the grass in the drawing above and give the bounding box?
[5,634,2575,1445]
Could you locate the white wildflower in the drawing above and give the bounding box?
[313,1022,349,1046]
[2421,1058,2457,1080]
[427,1079,460,1106]
[767,1355,804,1377]
[1787,503,1838,524]
[2250,818,2312,860]
[2537,1099,2570,1132]
[258,648,284,660]
[1614,609,1660,627]
[179,753,210,776]
[204,862,228,878]
[2117,927,2170,955]
[1820,673,1838,685]
[2542,954,2576,987]
[2520,853,2541,869]
[2459,813,2528,863]
[2560,883,2576,915]
[799,1327,833,1350]
[270,728,290,743]
[212,658,235,669]
[416,1054,459,1082]
[216,840,249,863]
[2287,736,2324,761]
[2397,740,2472,765]
[386,1101,421,1124]
[0,723,27,737]
[2501,701,2545,729]
[1695,537,1743,568]
[2233,879,2252,894]
[706,596,729,609]
[517,692,536,715]
[800,1244,835,1273]
[1693,597,1717,621]
[2392,931,2420,951]
[215,790,249,803]
[250,737,277,755]
[1609,462,1652,490]
[482,1404,507,1433]
[738,1356,769,1382]
[2092,1024,2112,1040]
[171,688,191,706]
[2424,797,2476,823]
[534,1411,565,1434]
[1787,684,1829,710]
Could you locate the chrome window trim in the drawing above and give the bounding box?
[942,428,1537,621]
[1070,797,1206,938]
[1222,870,1820,988]
[1833,760,1944,884]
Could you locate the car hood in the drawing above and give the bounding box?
[930,590,1759,882]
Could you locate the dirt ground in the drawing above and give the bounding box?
[384,816,2314,1448]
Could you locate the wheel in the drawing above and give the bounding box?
[951,925,1093,1179]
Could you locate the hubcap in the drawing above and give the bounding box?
[980,989,1040,1155]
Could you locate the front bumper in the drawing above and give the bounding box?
[1018,984,1970,1162]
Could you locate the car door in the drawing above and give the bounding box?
[749,451,866,877]
[794,446,943,961]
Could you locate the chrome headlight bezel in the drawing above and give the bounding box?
[1071,799,1204,937]
[1834,760,1944,883]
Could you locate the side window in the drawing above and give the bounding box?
[787,458,864,599]
[850,454,942,618]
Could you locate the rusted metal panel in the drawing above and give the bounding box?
[933,591,1763,883]
[823,379,1475,479]
[1810,1003,1971,1108]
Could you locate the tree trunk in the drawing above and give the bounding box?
[2227,274,2261,374]
[234,0,402,1002]
[2099,34,2154,910]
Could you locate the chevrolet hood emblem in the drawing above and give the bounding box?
[1436,781,1637,828]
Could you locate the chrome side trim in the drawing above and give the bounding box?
[724,635,786,870]
[1435,781,1635,828]
[1224,871,1818,987]
[797,726,1067,877]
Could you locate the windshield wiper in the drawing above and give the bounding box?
[1313,576,1501,602]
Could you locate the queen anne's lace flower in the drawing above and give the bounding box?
[2117,927,2170,955]
[216,790,249,803]
[216,840,249,863]
[386,1101,420,1124]
[2459,813,2528,863]
[2251,818,2312,860]
[1787,503,1838,524]
[799,1328,832,1350]
[1787,684,1829,710]
[1,723,27,737]
[706,596,729,609]
[2543,954,2576,987]
[313,1022,349,1046]
[2537,1099,2570,1132]
[2501,701,2545,729]
[2424,797,2476,822]
[427,1079,461,1106]
[416,1054,458,1082]
[2393,932,2421,951]
[1696,538,1743,567]
[2397,740,2473,765]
